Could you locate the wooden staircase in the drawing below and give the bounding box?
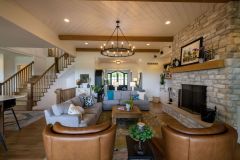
[0,53,75,110]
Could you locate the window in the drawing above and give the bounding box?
[107,71,128,85]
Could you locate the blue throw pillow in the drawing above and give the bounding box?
[107,90,114,100]
[131,94,139,100]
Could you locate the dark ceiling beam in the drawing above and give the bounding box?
[76,48,160,52]
[89,0,234,3]
[59,35,173,42]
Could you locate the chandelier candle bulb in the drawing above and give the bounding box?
[100,21,135,57]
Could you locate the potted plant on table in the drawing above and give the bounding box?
[124,97,134,111]
[160,73,165,89]
[129,122,153,155]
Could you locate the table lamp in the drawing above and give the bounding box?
[130,82,136,91]
[113,82,119,91]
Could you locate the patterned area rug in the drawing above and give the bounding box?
[4,110,44,131]
[97,111,168,160]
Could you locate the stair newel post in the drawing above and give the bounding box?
[55,88,62,104]
[55,57,59,74]
[27,82,33,110]
[0,83,3,95]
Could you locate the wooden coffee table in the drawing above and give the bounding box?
[112,106,142,124]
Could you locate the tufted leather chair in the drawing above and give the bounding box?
[151,123,238,160]
[43,121,116,160]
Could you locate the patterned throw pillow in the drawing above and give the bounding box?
[83,96,95,107]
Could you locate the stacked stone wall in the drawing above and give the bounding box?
[166,1,240,141]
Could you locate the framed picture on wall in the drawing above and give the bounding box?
[180,37,203,65]
[80,74,90,83]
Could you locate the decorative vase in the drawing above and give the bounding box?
[126,104,131,111]
[136,140,144,155]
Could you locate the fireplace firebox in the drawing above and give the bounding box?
[178,84,206,114]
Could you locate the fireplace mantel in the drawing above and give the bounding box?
[170,60,224,73]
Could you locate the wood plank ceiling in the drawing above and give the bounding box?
[14,0,225,52]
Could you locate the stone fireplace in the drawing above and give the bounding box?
[179,84,207,114]
[161,1,240,142]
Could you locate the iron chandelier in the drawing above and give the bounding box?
[100,20,135,57]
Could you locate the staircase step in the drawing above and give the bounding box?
[14,105,31,111]
[16,100,28,105]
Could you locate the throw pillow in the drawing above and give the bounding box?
[83,96,95,107]
[137,91,146,100]
[68,104,85,115]
[71,97,83,107]
[107,90,114,100]
[131,94,139,100]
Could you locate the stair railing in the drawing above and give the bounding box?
[28,53,74,108]
[55,87,76,104]
[0,61,34,96]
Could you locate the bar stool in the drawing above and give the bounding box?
[0,133,7,151]
[4,108,21,130]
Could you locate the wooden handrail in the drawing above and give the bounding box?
[33,63,55,83]
[0,61,34,96]
[2,61,34,83]
[31,54,75,106]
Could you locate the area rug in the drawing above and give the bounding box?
[98,111,167,160]
[4,110,44,131]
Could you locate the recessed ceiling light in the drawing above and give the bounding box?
[165,21,171,25]
[64,18,70,23]
[84,42,88,45]
[146,43,150,46]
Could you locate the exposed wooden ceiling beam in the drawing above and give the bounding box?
[88,0,234,3]
[76,48,160,52]
[59,35,173,42]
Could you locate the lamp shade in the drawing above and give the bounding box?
[113,82,119,87]
[130,82,136,87]
[133,78,138,82]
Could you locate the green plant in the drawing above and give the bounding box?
[124,97,134,109]
[91,85,102,93]
[129,124,153,142]
[160,73,165,85]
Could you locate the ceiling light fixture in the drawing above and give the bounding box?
[146,43,150,46]
[64,18,70,23]
[100,20,135,57]
[165,21,171,25]
[116,60,121,65]
[84,42,88,45]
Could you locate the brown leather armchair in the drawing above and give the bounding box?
[151,123,238,160]
[43,121,116,160]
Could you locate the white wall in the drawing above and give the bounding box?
[0,54,4,82]
[74,52,171,98]
[0,48,33,81]
[4,47,54,75]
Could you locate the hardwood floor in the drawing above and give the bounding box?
[0,118,46,160]
[0,103,239,160]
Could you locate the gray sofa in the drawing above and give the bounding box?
[44,96,102,127]
[103,90,149,110]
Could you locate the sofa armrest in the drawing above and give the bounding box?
[144,94,149,101]
[47,114,81,127]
